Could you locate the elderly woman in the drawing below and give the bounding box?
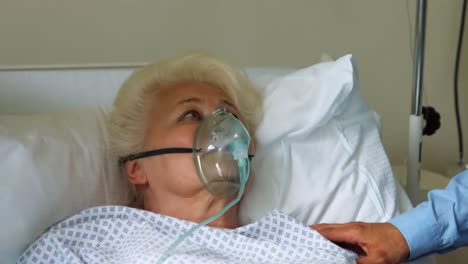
[17,54,355,264]
[110,53,261,229]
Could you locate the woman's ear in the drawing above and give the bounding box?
[125,160,148,185]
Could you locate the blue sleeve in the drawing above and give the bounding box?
[388,170,468,260]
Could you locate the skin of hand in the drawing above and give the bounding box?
[311,222,410,264]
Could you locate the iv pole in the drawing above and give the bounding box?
[407,0,427,204]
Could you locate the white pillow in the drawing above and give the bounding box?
[0,55,411,263]
[0,109,130,262]
[239,55,412,225]
[253,56,356,146]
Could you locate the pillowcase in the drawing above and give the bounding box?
[0,109,130,262]
[251,55,356,146]
[239,55,412,225]
[0,54,411,263]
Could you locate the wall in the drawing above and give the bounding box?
[0,0,466,175]
[421,0,468,176]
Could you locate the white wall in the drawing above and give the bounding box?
[421,0,468,176]
[0,0,466,175]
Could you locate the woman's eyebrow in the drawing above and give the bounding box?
[176,97,202,105]
[175,98,234,108]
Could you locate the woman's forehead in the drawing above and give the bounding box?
[156,81,233,107]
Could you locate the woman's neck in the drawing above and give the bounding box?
[143,189,240,229]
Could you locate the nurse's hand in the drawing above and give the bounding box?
[311,222,410,264]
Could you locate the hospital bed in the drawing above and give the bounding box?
[0,55,435,263]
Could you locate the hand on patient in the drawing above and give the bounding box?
[311,222,409,264]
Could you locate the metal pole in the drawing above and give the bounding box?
[412,0,426,115]
[407,0,427,204]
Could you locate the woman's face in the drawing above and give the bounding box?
[128,81,244,198]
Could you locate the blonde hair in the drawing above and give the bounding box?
[109,53,263,207]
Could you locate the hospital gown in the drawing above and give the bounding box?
[18,206,357,264]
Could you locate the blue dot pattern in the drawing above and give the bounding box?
[17,206,357,263]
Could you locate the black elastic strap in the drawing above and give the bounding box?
[119,148,255,165]
[119,148,194,165]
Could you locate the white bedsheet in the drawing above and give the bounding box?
[17,206,356,264]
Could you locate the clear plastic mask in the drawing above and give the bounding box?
[193,108,251,196]
[119,108,252,196]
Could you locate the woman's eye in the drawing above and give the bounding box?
[227,110,239,119]
[181,110,202,121]
[225,107,239,119]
